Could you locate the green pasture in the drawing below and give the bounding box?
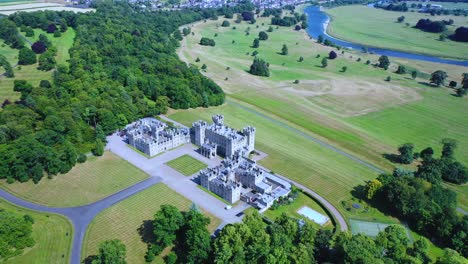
[406,1,468,10]
[0,151,149,207]
[0,0,39,6]
[325,5,468,60]
[169,104,388,222]
[83,183,221,264]
[0,199,72,264]
[165,154,207,176]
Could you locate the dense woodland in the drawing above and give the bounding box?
[0,1,259,183]
[0,209,35,260]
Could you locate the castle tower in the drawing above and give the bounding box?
[212,114,224,126]
[192,120,207,146]
[243,126,256,153]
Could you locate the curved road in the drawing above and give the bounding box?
[0,176,162,264]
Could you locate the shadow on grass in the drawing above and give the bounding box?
[417,81,437,88]
[83,255,98,264]
[383,153,401,163]
[138,220,155,244]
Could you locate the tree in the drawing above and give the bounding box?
[415,158,442,184]
[298,56,304,62]
[258,31,268,40]
[37,51,56,71]
[201,64,207,70]
[249,57,270,77]
[378,55,390,70]
[321,57,328,68]
[412,70,418,79]
[430,70,448,86]
[177,209,211,264]
[221,20,230,27]
[397,16,405,23]
[294,25,301,31]
[91,239,127,264]
[420,147,434,160]
[462,73,468,88]
[452,26,468,42]
[328,51,337,59]
[281,44,288,55]
[396,65,407,74]
[252,38,259,48]
[436,249,467,264]
[456,87,467,97]
[0,55,14,78]
[18,47,37,65]
[199,37,215,46]
[31,41,47,54]
[366,179,383,199]
[317,35,324,44]
[441,138,457,159]
[341,66,347,72]
[398,143,414,164]
[449,81,457,88]
[0,210,35,259]
[376,225,409,261]
[93,140,104,156]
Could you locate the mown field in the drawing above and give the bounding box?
[0,199,72,264]
[0,27,75,103]
[82,183,221,264]
[177,13,468,218]
[0,151,149,207]
[166,154,207,176]
[326,5,468,60]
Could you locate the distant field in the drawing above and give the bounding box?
[82,183,221,264]
[0,0,39,6]
[0,199,72,264]
[0,28,75,103]
[166,154,207,176]
[406,1,468,10]
[0,151,149,207]
[326,5,468,60]
[0,3,94,15]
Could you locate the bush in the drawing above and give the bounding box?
[221,20,230,27]
[449,81,457,88]
[199,37,215,46]
[294,25,301,31]
[258,31,268,40]
[341,66,347,72]
[415,19,446,33]
[201,64,207,70]
[386,76,391,82]
[294,80,299,84]
[328,51,337,59]
[396,65,407,74]
[53,31,61,38]
[18,48,37,65]
[31,41,47,54]
[77,153,87,163]
[249,57,270,77]
[452,26,468,42]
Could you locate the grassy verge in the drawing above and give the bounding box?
[82,183,221,264]
[0,151,149,207]
[325,5,468,60]
[166,154,207,176]
[0,199,72,264]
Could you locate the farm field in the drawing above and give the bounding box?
[0,0,40,6]
[0,28,75,103]
[0,3,94,15]
[166,154,207,176]
[82,183,221,264]
[0,151,149,207]
[0,199,72,264]
[325,5,468,60]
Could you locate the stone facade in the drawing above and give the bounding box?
[191,115,255,158]
[125,118,190,157]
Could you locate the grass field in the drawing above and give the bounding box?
[166,154,207,176]
[178,13,468,215]
[0,151,149,207]
[0,199,72,264]
[0,28,75,103]
[0,0,39,6]
[326,5,468,60]
[82,183,221,264]
[264,192,333,228]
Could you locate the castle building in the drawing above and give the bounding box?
[199,155,291,211]
[125,118,190,157]
[192,115,255,158]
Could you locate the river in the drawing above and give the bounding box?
[304,6,468,67]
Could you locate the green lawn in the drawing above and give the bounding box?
[82,183,221,264]
[0,0,39,6]
[0,199,72,264]
[0,151,149,207]
[325,5,468,60]
[264,192,333,228]
[165,154,207,176]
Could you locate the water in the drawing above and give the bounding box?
[304,6,468,66]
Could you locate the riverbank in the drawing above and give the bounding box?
[308,5,468,64]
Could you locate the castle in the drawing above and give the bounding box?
[199,155,291,211]
[125,118,190,157]
[192,114,255,158]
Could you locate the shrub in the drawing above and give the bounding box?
[449,81,457,88]
[221,20,230,27]
[18,47,37,65]
[294,80,300,84]
[249,57,270,77]
[77,153,87,163]
[386,76,391,82]
[328,51,337,59]
[396,65,407,74]
[31,41,47,54]
[199,37,215,46]
[201,64,207,70]
[341,66,347,72]
[258,31,268,40]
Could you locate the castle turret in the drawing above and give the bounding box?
[243,126,256,153]
[192,120,207,146]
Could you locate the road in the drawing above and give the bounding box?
[0,176,162,264]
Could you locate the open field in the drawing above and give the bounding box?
[326,5,468,60]
[180,15,468,165]
[0,199,72,264]
[0,3,94,15]
[166,154,207,176]
[0,0,40,6]
[82,183,221,264]
[0,28,75,103]
[0,40,18,65]
[406,1,468,10]
[264,192,333,228]
[0,151,149,207]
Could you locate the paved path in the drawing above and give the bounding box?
[0,176,162,264]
